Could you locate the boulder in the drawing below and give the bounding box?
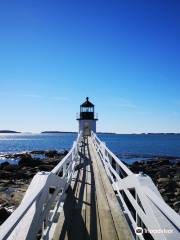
[63,150,68,155]
[0,207,11,225]
[162,195,169,202]
[45,150,58,158]
[157,159,170,166]
[3,164,19,171]
[0,170,13,179]
[38,165,55,171]
[18,154,41,167]
[14,170,28,179]
[158,169,169,178]
[43,158,60,166]
[159,188,166,194]
[0,162,10,168]
[165,181,177,191]
[30,150,45,155]
[157,177,170,183]
[173,201,180,208]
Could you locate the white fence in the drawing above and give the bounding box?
[91,131,180,240]
[0,132,82,240]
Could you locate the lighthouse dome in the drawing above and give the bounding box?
[81,97,94,107]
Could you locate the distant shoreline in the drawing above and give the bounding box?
[0,130,180,135]
[0,130,21,134]
[41,131,77,134]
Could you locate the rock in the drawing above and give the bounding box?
[173,201,180,208]
[162,195,169,202]
[30,150,45,155]
[157,177,170,183]
[13,170,27,179]
[0,170,13,179]
[158,169,169,178]
[174,175,180,181]
[157,159,170,166]
[38,165,55,171]
[0,162,10,168]
[43,158,61,166]
[163,192,175,198]
[159,188,166,194]
[165,181,177,191]
[18,154,41,167]
[174,192,179,196]
[19,153,32,160]
[0,207,11,225]
[63,150,68,155]
[45,150,58,158]
[3,154,15,159]
[175,161,180,166]
[3,164,19,171]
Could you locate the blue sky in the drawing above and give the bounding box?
[0,0,179,133]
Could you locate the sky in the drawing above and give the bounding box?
[0,0,179,133]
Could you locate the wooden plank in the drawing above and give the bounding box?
[52,205,67,240]
[53,159,84,240]
[86,155,102,240]
[52,165,78,240]
[85,161,91,236]
[68,156,86,240]
[89,137,133,240]
[95,195,102,240]
[88,138,118,240]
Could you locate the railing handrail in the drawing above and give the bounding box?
[91,131,133,176]
[51,132,82,174]
[91,131,180,240]
[144,186,180,228]
[0,132,82,240]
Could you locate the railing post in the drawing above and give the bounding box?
[100,141,106,163]
[115,163,120,181]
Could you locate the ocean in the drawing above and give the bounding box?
[0,133,180,164]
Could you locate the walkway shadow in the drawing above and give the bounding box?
[59,137,98,240]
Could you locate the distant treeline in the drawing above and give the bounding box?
[0,130,21,133]
[41,131,77,134]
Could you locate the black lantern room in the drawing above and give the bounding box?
[77,97,98,120]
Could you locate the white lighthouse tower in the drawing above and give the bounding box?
[77,97,98,136]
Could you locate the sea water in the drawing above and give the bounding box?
[0,133,180,164]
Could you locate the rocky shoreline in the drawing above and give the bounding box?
[0,150,68,225]
[127,157,180,214]
[0,152,179,225]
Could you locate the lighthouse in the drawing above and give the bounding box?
[77,97,98,136]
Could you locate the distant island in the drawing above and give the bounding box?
[41,131,117,134]
[97,132,116,134]
[0,130,21,133]
[41,131,77,134]
[41,131,180,135]
[141,133,180,135]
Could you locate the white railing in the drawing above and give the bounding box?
[91,131,180,240]
[0,132,82,240]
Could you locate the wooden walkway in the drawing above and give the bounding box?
[53,137,132,240]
